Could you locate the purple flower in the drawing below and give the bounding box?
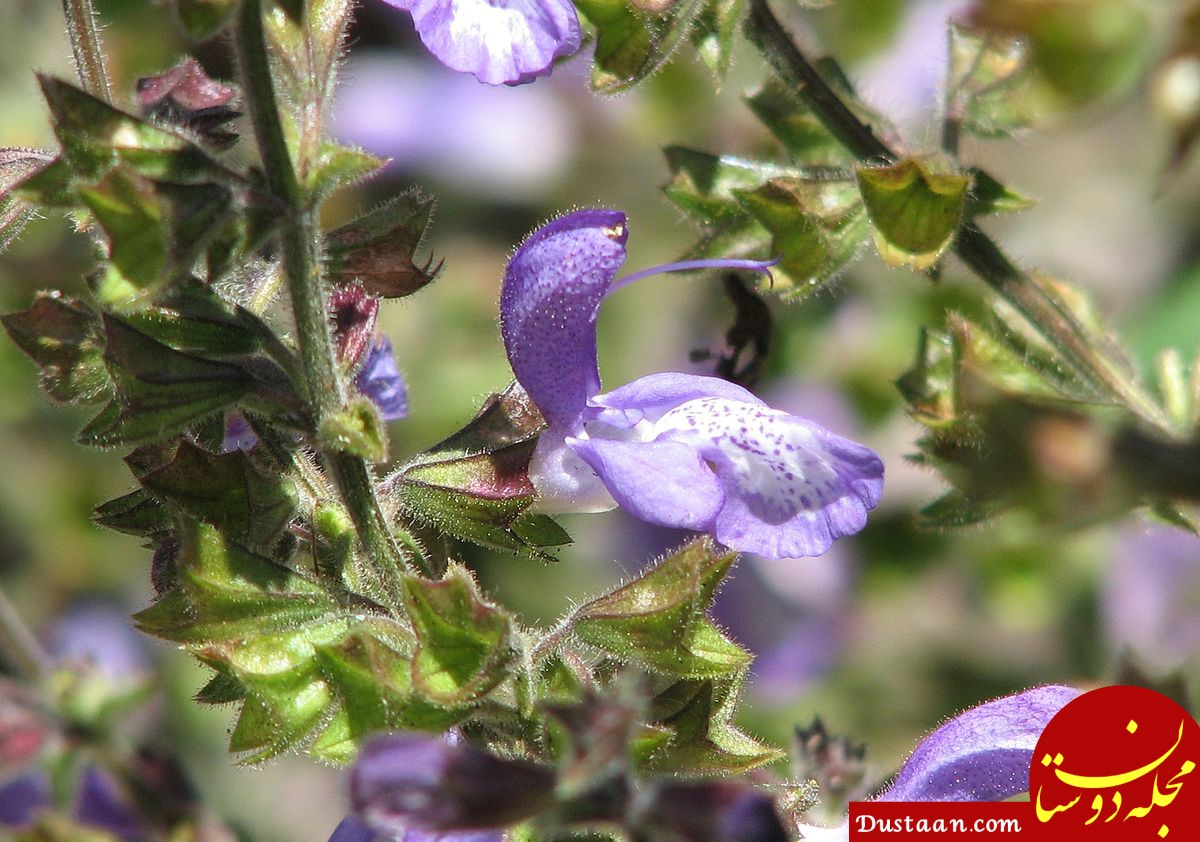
[380,0,582,86]
[0,773,48,827]
[47,602,150,681]
[797,686,1082,840]
[355,336,409,422]
[499,209,884,560]
[73,767,143,841]
[221,411,259,452]
[349,734,555,837]
[329,816,503,842]
[1102,524,1200,670]
[0,767,142,839]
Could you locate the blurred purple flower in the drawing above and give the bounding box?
[74,767,143,841]
[379,0,582,85]
[0,767,142,839]
[500,209,884,560]
[330,816,503,842]
[857,0,972,133]
[798,685,1082,840]
[1102,525,1200,669]
[47,602,150,681]
[349,734,554,837]
[335,55,575,198]
[355,336,409,421]
[0,773,48,827]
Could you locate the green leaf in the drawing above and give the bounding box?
[945,22,1034,138]
[228,665,334,761]
[646,678,782,774]
[264,0,353,164]
[745,79,856,165]
[966,168,1035,217]
[77,170,168,300]
[305,142,387,201]
[325,191,438,298]
[40,76,244,185]
[319,396,388,462]
[131,522,387,761]
[663,146,801,224]
[175,0,237,39]
[121,278,278,357]
[13,156,77,207]
[856,158,970,270]
[394,440,568,560]
[314,625,465,743]
[390,383,567,560]
[576,0,705,93]
[0,148,53,252]
[133,522,337,644]
[81,174,238,309]
[735,176,869,297]
[1,294,110,404]
[139,441,298,551]
[569,538,750,678]
[78,316,250,447]
[403,566,515,706]
[691,0,746,84]
[918,490,1003,529]
[92,489,172,536]
[195,664,246,705]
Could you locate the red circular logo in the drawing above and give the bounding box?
[1029,686,1200,840]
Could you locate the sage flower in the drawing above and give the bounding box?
[499,209,884,560]
[379,0,582,86]
[356,336,409,421]
[798,685,1082,841]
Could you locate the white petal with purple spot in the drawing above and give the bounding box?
[652,397,884,559]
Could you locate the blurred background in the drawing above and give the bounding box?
[2,0,1199,838]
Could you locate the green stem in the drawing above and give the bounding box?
[0,585,51,680]
[61,0,113,104]
[235,0,423,586]
[744,0,889,161]
[331,452,435,582]
[743,0,1172,434]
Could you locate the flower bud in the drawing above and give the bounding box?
[350,735,556,835]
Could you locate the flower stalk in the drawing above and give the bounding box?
[62,0,112,104]
[743,0,1173,435]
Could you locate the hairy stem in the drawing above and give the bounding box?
[743,0,1172,433]
[0,585,51,680]
[61,0,112,104]
[236,0,425,586]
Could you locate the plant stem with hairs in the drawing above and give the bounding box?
[62,0,112,104]
[235,0,432,585]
